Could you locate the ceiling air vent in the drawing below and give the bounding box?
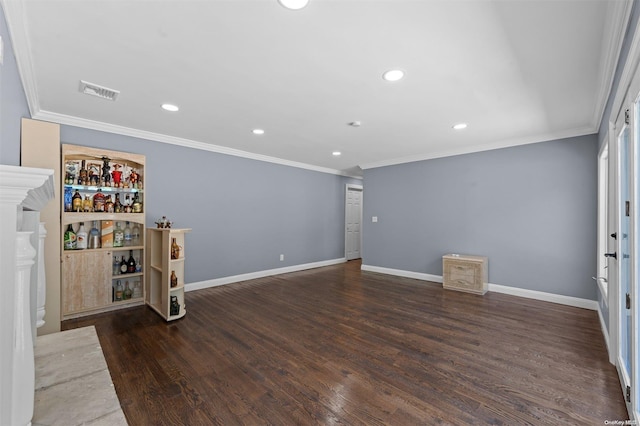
[79,80,120,101]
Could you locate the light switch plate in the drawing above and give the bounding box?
[372,216,378,222]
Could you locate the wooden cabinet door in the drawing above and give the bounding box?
[62,251,112,315]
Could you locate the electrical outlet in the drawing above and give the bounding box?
[372,216,378,222]
[280,254,284,261]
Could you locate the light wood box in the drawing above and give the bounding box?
[442,254,488,295]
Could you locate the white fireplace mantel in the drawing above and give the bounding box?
[0,164,55,426]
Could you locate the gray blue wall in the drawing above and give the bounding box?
[0,5,29,166]
[363,135,598,300]
[1,5,358,285]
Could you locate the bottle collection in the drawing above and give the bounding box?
[64,221,142,250]
[113,279,142,302]
[63,157,143,213]
[112,249,143,276]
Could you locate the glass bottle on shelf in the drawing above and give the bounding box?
[171,238,180,260]
[124,194,132,213]
[119,256,128,275]
[64,224,77,250]
[132,223,141,246]
[79,160,88,185]
[132,193,142,213]
[114,193,122,213]
[88,221,101,249]
[127,250,136,273]
[170,270,178,288]
[93,189,106,212]
[76,222,87,250]
[123,281,132,300]
[113,256,120,276]
[114,222,124,247]
[135,257,142,273]
[124,222,132,246]
[82,195,92,212]
[72,189,82,212]
[115,280,123,301]
[64,187,72,212]
[133,281,142,298]
[105,195,114,213]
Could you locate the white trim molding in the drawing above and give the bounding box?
[185,258,346,292]
[361,264,598,310]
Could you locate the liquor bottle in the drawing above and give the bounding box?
[135,257,142,273]
[124,194,132,213]
[115,280,123,301]
[114,222,124,247]
[132,193,142,213]
[105,195,114,213]
[171,237,180,260]
[88,221,101,249]
[132,223,141,245]
[113,256,120,275]
[64,224,77,250]
[119,256,128,274]
[124,222,132,246]
[79,160,88,185]
[72,190,82,212]
[132,281,142,298]
[114,193,122,213]
[82,195,92,212]
[127,250,136,273]
[93,189,106,212]
[76,222,88,249]
[170,270,178,288]
[123,281,132,300]
[64,187,73,212]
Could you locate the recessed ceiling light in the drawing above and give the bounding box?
[252,129,265,135]
[278,0,309,10]
[332,151,341,156]
[161,103,179,112]
[453,123,468,130]
[382,69,404,82]
[348,121,362,127]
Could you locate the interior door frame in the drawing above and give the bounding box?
[344,184,363,261]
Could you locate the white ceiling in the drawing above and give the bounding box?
[2,0,632,177]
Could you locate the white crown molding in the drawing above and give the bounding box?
[32,109,360,178]
[359,126,595,170]
[185,258,346,292]
[1,0,41,117]
[360,263,598,310]
[593,0,634,130]
[0,165,54,206]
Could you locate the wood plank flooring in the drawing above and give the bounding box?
[62,260,628,425]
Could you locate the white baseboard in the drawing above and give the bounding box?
[185,258,347,292]
[360,264,443,283]
[361,264,598,310]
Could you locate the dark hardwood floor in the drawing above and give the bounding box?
[63,260,628,425]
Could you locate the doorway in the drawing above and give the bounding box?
[345,184,363,260]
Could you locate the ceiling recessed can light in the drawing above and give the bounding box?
[252,129,265,135]
[348,121,361,127]
[453,123,468,130]
[161,103,179,112]
[332,151,341,156]
[278,0,309,10]
[382,69,404,82]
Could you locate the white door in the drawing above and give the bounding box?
[345,185,363,260]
